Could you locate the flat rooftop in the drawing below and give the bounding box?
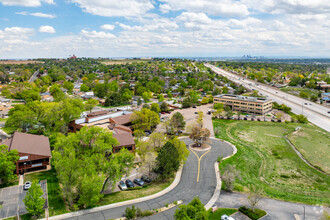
[214,94,271,103]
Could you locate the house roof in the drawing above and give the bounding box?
[110,114,132,125]
[88,110,108,117]
[2,132,51,157]
[113,133,135,147]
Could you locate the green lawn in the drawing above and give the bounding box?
[208,208,237,219]
[213,119,330,205]
[24,168,67,216]
[287,126,330,173]
[99,178,173,206]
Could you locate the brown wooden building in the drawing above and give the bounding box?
[1,132,51,175]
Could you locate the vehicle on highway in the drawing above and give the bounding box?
[328,111,330,114]
[125,179,134,188]
[304,103,308,105]
[141,175,151,183]
[118,181,127,190]
[23,181,32,190]
[133,178,145,186]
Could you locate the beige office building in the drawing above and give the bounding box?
[214,94,272,115]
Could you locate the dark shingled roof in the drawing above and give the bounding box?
[110,114,132,125]
[2,132,51,157]
[113,133,135,147]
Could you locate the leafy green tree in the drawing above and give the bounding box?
[224,106,233,119]
[157,94,165,102]
[49,84,65,101]
[160,102,169,112]
[80,84,90,92]
[105,92,123,106]
[0,145,19,184]
[213,103,224,110]
[174,197,207,220]
[170,112,186,133]
[63,81,74,94]
[170,137,189,164]
[156,141,180,179]
[122,89,132,102]
[85,98,98,113]
[150,103,160,113]
[292,114,308,123]
[142,104,150,109]
[299,91,309,99]
[131,108,160,131]
[23,181,45,217]
[142,91,152,102]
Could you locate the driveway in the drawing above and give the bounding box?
[216,191,325,220]
[0,180,47,219]
[55,137,234,220]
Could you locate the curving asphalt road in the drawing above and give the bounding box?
[60,137,234,220]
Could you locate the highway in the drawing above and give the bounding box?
[205,63,330,132]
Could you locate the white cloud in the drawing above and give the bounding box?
[0,0,54,7]
[16,11,56,18]
[80,30,115,39]
[100,24,115,31]
[176,12,212,24]
[39,25,56,33]
[30,12,56,18]
[242,0,330,14]
[71,0,154,17]
[160,0,249,17]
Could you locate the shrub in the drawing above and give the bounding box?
[173,201,178,205]
[125,205,137,219]
[165,203,169,207]
[136,207,142,217]
[141,210,154,217]
[239,206,266,220]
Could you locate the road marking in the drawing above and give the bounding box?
[190,149,210,182]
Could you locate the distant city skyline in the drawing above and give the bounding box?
[0,0,329,59]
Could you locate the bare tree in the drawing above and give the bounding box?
[247,185,263,212]
[221,165,240,192]
[143,152,157,177]
[189,125,210,147]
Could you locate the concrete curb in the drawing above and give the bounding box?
[204,137,237,210]
[44,166,184,220]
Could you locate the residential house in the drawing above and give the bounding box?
[0,132,51,175]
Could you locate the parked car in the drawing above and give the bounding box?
[221,214,235,220]
[23,181,32,190]
[125,179,134,188]
[141,175,151,183]
[192,106,197,108]
[194,112,198,114]
[118,181,127,190]
[304,103,308,105]
[133,178,145,186]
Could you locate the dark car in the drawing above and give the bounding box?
[133,178,145,186]
[141,175,151,183]
[125,179,134,188]
[194,112,198,114]
[118,181,127,190]
[192,106,197,108]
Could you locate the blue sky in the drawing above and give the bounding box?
[0,0,329,59]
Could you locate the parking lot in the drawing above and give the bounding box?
[0,180,47,219]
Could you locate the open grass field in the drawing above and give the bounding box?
[101,59,149,65]
[288,126,330,173]
[99,178,173,206]
[213,119,330,205]
[25,168,67,216]
[0,60,44,65]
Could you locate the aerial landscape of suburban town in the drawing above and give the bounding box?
[0,0,329,220]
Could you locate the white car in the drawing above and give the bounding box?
[23,181,32,190]
[221,214,235,220]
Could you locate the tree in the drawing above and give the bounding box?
[160,102,169,112]
[23,181,45,217]
[131,108,160,132]
[63,81,74,94]
[85,98,98,113]
[292,114,308,123]
[0,145,19,184]
[224,106,233,119]
[275,112,283,121]
[137,97,142,106]
[213,103,224,110]
[142,91,152,102]
[174,197,207,220]
[148,132,167,151]
[170,137,189,164]
[52,126,134,207]
[125,205,137,219]
[247,185,263,212]
[80,84,89,92]
[189,126,210,147]
[222,165,240,192]
[170,112,186,133]
[299,91,309,99]
[49,84,65,101]
[142,103,150,109]
[156,141,180,179]
[196,111,204,126]
[150,103,160,113]
[157,94,165,102]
